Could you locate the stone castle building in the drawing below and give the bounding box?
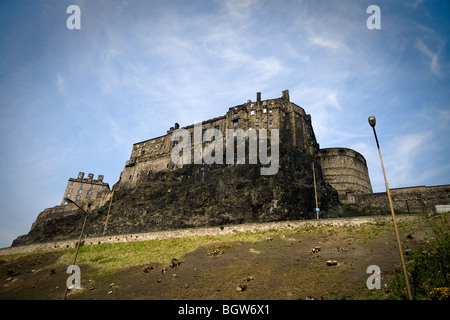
[61,172,110,205]
[117,90,372,201]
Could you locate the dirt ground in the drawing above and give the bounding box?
[0,216,429,300]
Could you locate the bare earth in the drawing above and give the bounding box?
[0,215,427,300]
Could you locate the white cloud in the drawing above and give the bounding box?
[415,39,441,77]
[308,34,350,53]
[56,72,65,93]
[385,131,434,187]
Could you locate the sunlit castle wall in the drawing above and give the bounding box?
[318,147,373,203]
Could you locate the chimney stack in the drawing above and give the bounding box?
[256,92,261,103]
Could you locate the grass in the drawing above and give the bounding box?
[49,230,284,274]
[26,217,419,276]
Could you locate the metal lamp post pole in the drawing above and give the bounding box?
[312,162,319,219]
[368,116,413,300]
[63,197,88,300]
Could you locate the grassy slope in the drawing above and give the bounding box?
[2,215,436,300]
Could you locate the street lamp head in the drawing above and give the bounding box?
[64,197,74,204]
[368,115,376,128]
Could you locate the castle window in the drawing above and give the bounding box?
[152,140,155,144]
[88,190,92,195]
[86,196,91,200]
[263,108,267,113]
[69,188,72,192]
[255,125,259,130]
[70,181,74,186]
[233,121,238,127]
[251,103,255,108]
[67,193,71,198]
[250,110,255,115]
[269,115,273,121]
[76,195,81,200]
[161,137,164,141]
[155,145,158,149]
[269,123,273,128]
[255,118,259,123]
[269,109,272,113]
[263,101,267,106]
[78,189,82,194]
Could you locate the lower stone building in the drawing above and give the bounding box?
[61,172,110,205]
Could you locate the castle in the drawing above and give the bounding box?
[115,89,372,200]
[11,90,449,247]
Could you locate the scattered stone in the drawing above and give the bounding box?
[49,268,56,275]
[266,237,273,242]
[109,283,115,287]
[249,248,260,254]
[171,258,181,268]
[236,283,247,292]
[310,247,320,254]
[142,265,154,273]
[242,276,254,282]
[326,260,338,266]
[108,290,113,295]
[208,248,225,256]
[161,267,167,274]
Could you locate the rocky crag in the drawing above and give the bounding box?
[12,145,339,246]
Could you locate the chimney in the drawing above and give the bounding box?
[77,172,85,180]
[282,89,290,101]
[98,175,104,183]
[87,173,94,182]
[256,92,261,103]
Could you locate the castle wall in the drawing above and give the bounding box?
[353,185,450,213]
[318,148,373,202]
[118,90,320,189]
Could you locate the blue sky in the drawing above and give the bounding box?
[0,0,449,248]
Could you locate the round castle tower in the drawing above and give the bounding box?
[318,147,373,203]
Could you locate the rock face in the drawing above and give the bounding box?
[12,145,339,246]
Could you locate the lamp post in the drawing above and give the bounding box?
[63,197,88,300]
[368,116,413,300]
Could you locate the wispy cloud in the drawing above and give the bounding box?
[415,38,442,77]
[308,33,350,53]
